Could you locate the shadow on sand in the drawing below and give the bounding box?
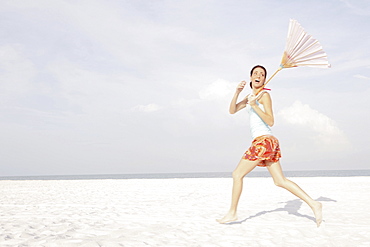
[227,196,337,225]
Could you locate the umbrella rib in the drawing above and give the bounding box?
[288,38,319,60]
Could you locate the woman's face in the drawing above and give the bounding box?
[250,67,266,89]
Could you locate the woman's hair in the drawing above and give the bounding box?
[250,65,267,88]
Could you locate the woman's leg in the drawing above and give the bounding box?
[217,159,259,223]
[266,161,322,227]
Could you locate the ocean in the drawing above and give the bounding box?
[0,170,369,180]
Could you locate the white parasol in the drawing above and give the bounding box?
[256,19,330,95]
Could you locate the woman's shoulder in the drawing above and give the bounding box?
[257,90,271,101]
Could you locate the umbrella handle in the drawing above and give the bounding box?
[255,67,282,95]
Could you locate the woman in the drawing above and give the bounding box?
[217,65,322,227]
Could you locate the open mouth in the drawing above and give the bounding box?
[255,79,260,83]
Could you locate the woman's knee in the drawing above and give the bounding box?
[273,178,287,188]
[232,170,244,180]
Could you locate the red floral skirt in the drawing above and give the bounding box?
[243,135,281,167]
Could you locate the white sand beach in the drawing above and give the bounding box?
[0,176,369,247]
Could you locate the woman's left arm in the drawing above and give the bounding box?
[248,92,274,127]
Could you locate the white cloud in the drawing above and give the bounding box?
[131,103,161,113]
[354,74,370,80]
[198,79,234,101]
[278,101,350,149]
[339,0,370,16]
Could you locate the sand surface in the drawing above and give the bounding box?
[0,176,369,246]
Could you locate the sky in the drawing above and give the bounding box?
[0,0,369,176]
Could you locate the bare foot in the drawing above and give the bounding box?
[312,201,323,227]
[216,213,237,224]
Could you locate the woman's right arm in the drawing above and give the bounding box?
[229,81,248,114]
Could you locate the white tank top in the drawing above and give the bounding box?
[246,97,272,139]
